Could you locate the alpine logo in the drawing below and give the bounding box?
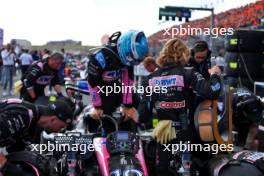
[102,70,121,81]
[149,75,184,87]
[157,100,185,109]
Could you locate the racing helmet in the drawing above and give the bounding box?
[232,88,264,123]
[5,151,56,176]
[117,30,149,66]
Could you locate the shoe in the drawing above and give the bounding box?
[2,91,8,97]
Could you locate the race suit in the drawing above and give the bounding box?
[137,64,221,176]
[0,98,40,152]
[20,59,60,102]
[87,46,137,133]
[0,99,52,176]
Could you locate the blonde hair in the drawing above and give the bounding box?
[156,38,190,67]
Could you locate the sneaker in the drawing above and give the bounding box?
[2,91,8,97]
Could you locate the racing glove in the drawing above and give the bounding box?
[91,108,103,120]
[122,107,139,122]
[152,120,177,144]
[14,80,23,94]
[126,107,139,123]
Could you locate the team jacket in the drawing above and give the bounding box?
[21,59,60,94]
[188,56,211,80]
[138,64,221,123]
[0,99,40,149]
[88,46,134,108]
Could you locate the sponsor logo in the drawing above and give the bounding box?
[95,52,106,69]
[156,100,185,109]
[36,76,54,85]
[211,82,221,92]
[245,152,264,162]
[149,75,184,87]
[92,91,97,101]
[102,70,121,81]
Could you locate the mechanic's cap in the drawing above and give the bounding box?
[48,97,74,124]
[193,40,209,52]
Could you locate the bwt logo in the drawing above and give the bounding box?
[149,75,184,87]
[155,78,176,86]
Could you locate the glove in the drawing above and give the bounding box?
[122,107,134,122]
[152,120,177,144]
[153,120,170,144]
[14,80,23,94]
[126,107,139,123]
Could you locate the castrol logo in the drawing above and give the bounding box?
[158,100,185,109]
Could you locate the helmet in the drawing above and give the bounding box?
[232,88,263,123]
[5,151,55,176]
[117,30,149,66]
[48,97,74,124]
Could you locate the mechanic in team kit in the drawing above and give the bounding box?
[129,38,222,176]
[19,53,64,102]
[0,98,73,175]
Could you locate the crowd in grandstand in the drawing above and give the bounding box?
[149,0,264,51]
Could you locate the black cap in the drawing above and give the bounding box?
[47,97,74,124]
